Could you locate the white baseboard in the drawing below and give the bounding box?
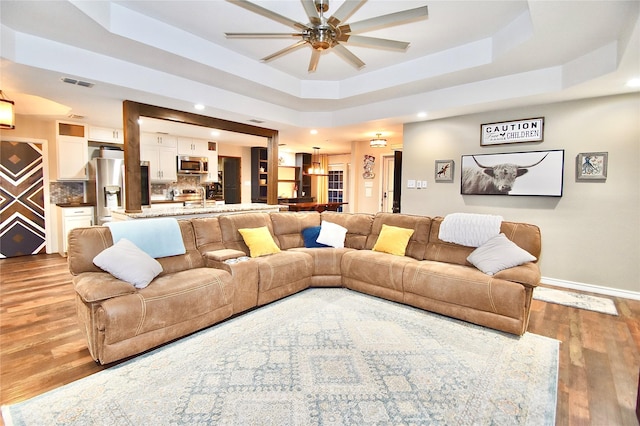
[541,276,640,301]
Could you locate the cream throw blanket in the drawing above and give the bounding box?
[439,213,503,247]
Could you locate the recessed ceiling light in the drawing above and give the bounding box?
[417,112,427,119]
[310,129,318,135]
[211,130,220,137]
[194,104,205,110]
[137,118,143,125]
[626,78,640,88]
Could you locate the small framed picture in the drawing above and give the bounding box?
[435,160,454,182]
[576,152,607,181]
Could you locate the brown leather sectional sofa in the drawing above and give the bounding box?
[68,211,541,365]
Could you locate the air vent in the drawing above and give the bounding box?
[61,77,95,88]
[248,119,264,124]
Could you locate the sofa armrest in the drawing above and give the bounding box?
[493,262,541,288]
[204,249,246,262]
[73,272,137,303]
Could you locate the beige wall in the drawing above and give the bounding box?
[348,140,398,214]
[402,93,640,294]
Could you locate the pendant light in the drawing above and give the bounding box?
[306,147,328,176]
[370,133,387,148]
[0,91,15,129]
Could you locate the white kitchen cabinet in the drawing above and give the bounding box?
[141,133,177,147]
[58,206,94,255]
[56,121,88,181]
[177,137,209,157]
[203,150,219,182]
[141,141,177,183]
[88,126,124,144]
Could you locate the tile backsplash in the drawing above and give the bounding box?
[50,182,85,204]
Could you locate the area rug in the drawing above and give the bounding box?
[533,286,618,316]
[2,288,559,425]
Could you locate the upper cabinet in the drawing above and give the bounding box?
[202,141,219,183]
[140,132,177,183]
[88,126,123,144]
[177,137,209,157]
[140,133,177,147]
[55,121,88,181]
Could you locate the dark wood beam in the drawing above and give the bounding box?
[122,100,280,210]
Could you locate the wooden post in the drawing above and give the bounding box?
[122,101,142,213]
[267,134,278,205]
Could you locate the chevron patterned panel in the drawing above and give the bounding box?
[0,141,45,258]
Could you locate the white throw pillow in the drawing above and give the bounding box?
[467,233,536,275]
[316,220,348,248]
[93,238,163,288]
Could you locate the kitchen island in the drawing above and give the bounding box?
[111,203,283,221]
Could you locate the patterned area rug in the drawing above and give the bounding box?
[533,286,618,316]
[2,288,559,425]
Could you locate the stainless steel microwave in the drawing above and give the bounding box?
[177,156,208,175]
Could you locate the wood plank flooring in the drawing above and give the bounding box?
[1,253,639,425]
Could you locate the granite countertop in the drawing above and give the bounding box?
[111,203,283,219]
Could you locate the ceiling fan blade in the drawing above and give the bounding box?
[332,43,365,69]
[226,32,304,39]
[327,0,366,27]
[337,34,409,51]
[226,0,309,31]
[261,40,308,62]
[339,6,428,34]
[308,49,321,73]
[301,0,321,26]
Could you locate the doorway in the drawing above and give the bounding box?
[381,155,395,213]
[0,140,46,257]
[219,156,241,204]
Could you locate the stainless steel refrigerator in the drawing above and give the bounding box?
[87,150,124,225]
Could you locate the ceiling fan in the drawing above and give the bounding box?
[225,0,428,72]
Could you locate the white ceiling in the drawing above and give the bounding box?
[1,0,639,154]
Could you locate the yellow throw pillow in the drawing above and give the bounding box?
[238,226,281,258]
[372,224,415,256]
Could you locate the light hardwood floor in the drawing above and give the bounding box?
[1,254,639,425]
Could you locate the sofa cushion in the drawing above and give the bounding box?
[253,251,313,293]
[320,211,374,249]
[424,217,541,266]
[402,260,527,320]
[467,233,536,275]
[342,250,417,294]
[191,217,225,255]
[93,238,162,288]
[372,224,414,256]
[301,226,329,248]
[218,213,275,255]
[270,211,321,249]
[366,213,431,260]
[317,221,348,248]
[238,226,281,258]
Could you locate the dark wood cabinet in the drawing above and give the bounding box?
[252,148,311,203]
[251,147,268,202]
[296,153,312,199]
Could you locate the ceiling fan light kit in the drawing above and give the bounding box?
[225,0,428,73]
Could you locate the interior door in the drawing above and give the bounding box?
[0,140,46,257]
[222,156,241,204]
[381,155,395,213]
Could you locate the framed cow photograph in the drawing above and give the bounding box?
[461,149,564,196]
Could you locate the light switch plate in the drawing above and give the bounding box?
[407,179,416,188]
[421,181,428,188]
[416,180,422,189]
